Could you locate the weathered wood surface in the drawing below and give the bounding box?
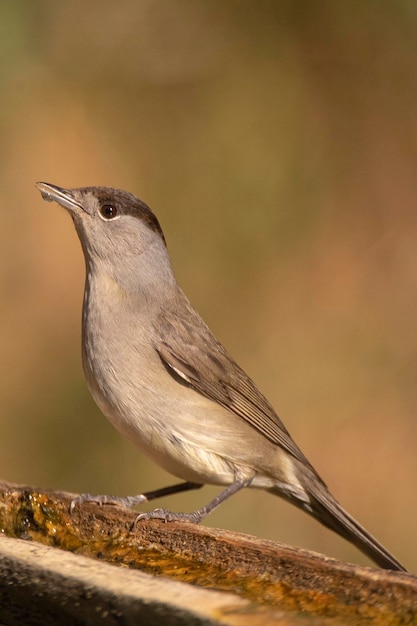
[0,480,416,625]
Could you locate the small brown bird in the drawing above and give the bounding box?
[37,181,407,571]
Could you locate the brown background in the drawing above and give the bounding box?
[1,1,416,571]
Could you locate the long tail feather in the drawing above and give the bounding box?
[306,485,406,571]
[269,470,407,571]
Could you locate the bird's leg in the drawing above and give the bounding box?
[133,477,253,526]
[69,481,203,513]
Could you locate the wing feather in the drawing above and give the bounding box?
[155,298,314,469]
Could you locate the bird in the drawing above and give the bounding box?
[36,181,407,572]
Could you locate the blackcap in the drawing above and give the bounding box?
[36,182,406,571]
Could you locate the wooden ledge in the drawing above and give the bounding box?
[0,480,415,624]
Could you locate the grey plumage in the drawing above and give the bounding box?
[36,181,407,572]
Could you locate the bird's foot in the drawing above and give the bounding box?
[133,507,203,527]
[70,493,147,513]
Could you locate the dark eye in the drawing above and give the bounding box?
[100,204,118,219]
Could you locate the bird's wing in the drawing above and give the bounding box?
[155,304,314,469]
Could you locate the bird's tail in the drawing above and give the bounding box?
[270,470,407,572]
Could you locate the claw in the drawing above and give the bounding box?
[132,507,202,529]
[69,493,148,514]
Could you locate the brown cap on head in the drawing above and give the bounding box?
[36,182,166,244]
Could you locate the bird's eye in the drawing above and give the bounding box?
[99,204,119,220]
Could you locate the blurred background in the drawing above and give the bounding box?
[1,0,416,571]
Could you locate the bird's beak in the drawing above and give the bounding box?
[36,182,83,213]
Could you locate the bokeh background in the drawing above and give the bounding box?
[1,1,416,571]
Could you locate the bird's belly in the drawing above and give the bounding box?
[82,343,252,484]
[95,384,241,484]
[81,315,280,488]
